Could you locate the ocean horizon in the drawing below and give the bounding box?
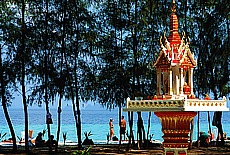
[1,102,230,143]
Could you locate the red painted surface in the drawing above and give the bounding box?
[166,152,174,155]
[155,111,197,148]
[179,153,186,155]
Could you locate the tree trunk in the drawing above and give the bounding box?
[118,101,122,149]
[22,75,28,152]
[137,112,142,148]
[76,89,82,148]
[55,94,63,152]
[62,38,82,148]
[66,54,82,148]
[215,111,224,145]
[127,112,131,149]
[55,32,64,153]
[207,112,212,139]
[55,0,66,151]
[0,47,17,151]
[21,0,29,151]
[45,0,52,152]
[71,95,80,147]
[127,111,134,150]
[147,112,151,141]
[74,44,82,148]
[214,88,224,146]
[72,0,82,148]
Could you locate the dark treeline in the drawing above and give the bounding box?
[0,0,229,153]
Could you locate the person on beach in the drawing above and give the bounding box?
[223,132,227,140]
[212,111,224,145]
[35,132,45,147]
[109,118,114,140]
[120,115,126,141]
[45,135,56,147]
[199,132,209,147]
[208,130,215,142]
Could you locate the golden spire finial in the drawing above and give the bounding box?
[171,0,176,13]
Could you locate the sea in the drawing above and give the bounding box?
[1,101,230,144]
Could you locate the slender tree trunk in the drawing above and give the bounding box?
[119,0,123,147]
[127,111,131,149]
[72,0,82,148]
[76,87,82,148]
[45,89,52,152]
[22,36,29,153]
[207,112,212,139]
[118,101,121,143]
[21,0,29,151]
[71,93,80,147]
[133,0,140,90]
[45,0,52,151]
[0,47,17,151]
[74,40,82,149]
[215,111,224,145]
[55,0,66,151]
[55,93,63,152]
[214,92,224,146]
[131,112,134,144]
[64,45,82,148]
[137,112,142,149]
[127,111,134,150]
[147,112,151,141]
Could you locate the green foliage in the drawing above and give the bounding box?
[0,0,227,108]
[72,145,92,155]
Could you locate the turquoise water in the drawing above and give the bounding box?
[0,103,230,143]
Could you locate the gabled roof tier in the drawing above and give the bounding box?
[179,48,197,69]
[153,48,170,69]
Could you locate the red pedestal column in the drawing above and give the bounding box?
[154,111,197,148]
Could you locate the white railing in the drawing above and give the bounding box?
[184,97,228,111]
[125,97,228,112]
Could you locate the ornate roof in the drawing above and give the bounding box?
[153,49,170,68]
[153,1,196,69]
[179,47,197,69]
